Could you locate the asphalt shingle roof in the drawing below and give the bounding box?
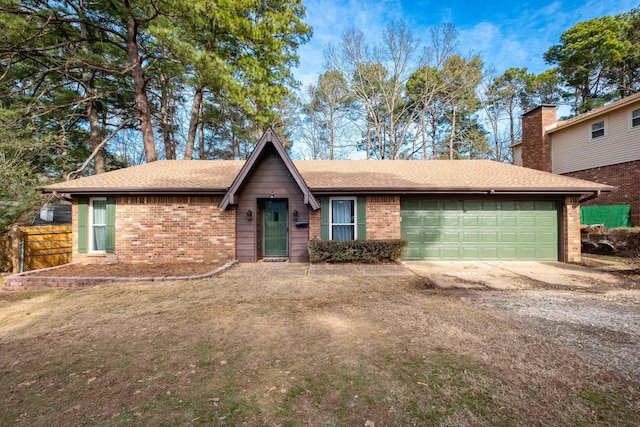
[42,159,614,195]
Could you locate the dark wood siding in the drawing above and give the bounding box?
[235,147,310,262]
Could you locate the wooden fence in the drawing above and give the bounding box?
[1,225,72,273]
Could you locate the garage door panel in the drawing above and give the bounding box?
[501,202,516,211]
[462,216,479,226]
[423,216,440,226]
[535,201,556,210]
[498,246,518,259]
[500,232,517,243]
[537,216,557,227]
[442,231,460,243]
[480,216,498,226]
[463,201,481,211]
[442,216,459,226]
[401,200,558,261]
[480,231,498,243]
[537,231,556,243]
[500,215,517,226]
[461,231,479,243]
[423,231,440,243]
[420,201,440,210]
[479,246,498,258]
[440,247,461,259]
[462,247,479,258]
[519,216,536,227]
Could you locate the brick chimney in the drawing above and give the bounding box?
[521,105,557,172]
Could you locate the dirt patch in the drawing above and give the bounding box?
[1,272,639,426]
[465,290,640,380]
[27,262,220,277]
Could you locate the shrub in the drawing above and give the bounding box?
[608,227,640,261]
[308,239,408,264]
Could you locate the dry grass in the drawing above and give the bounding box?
[27,262,221,277]
[1,272,639,426]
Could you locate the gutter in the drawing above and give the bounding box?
[580,190,601,203]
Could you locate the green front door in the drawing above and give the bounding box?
[264,200,288,257]
[401,200,559,261]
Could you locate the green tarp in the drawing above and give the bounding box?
[581,205,632,229]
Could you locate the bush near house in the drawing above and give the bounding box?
[608,228,640,261]
[308,239,408,264]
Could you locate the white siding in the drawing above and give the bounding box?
[551,103,640,174]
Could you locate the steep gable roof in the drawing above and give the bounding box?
[218,128,319,210]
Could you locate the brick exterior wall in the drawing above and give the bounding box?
[366,196,401,239]
[564,196,581,263]
[562,160,640,226]
[521,105,556,172]
[309,208,321,240]
[73,196,235,264]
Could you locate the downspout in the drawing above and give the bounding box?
[580,190,601,203]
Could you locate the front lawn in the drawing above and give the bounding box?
[0,273,638,426]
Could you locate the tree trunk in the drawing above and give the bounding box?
[449,104,456,160]
[79,10,105,174]
[87,100,105,173]
[124,5,157,162]
[184,86,204,160]
[160,74,175,159]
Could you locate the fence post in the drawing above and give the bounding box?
[20,239,25,273]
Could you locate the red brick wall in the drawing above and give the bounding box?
[562,160,640,226]
[521,105,556,172]
[366,196,401,239]
[73,196,235,264]
[564,196,581,263]
[309,208,321,240]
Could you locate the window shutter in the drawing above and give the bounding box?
[357,196,366,240]
[105,197,116,253]
[320,196,329,240]
[77,197,88,253]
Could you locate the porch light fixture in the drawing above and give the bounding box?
[292,210,298,219]
[246,209,252,219]
[270,191,274,199]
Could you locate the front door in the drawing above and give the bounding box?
[263,200,288,257]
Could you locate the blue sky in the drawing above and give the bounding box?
[293,0,637,89]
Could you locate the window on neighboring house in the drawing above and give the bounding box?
[90,198,107,252]
[632,108,640,128]
[330,198,356,240]
[591,120,605,139]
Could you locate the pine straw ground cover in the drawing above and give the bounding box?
[0,272,639,426]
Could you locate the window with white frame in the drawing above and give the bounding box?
[330,198,356,240]
[591,120,605,139]
[632,108,640,128]
[89,198,107,252]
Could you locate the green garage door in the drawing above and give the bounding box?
[401,200,559,261]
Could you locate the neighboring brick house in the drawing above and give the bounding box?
[514,92,640,226]
[42,129,614,264]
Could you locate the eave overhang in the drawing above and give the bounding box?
[309,186,615,196]
[40,187,228,196]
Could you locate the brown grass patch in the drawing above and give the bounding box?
[27,262,220,277]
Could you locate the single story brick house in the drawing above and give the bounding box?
[42,129,614,264]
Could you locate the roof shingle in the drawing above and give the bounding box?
[42,159,614,195]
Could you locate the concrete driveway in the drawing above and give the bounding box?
[223,257,634,292]
[404,260,626,291]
